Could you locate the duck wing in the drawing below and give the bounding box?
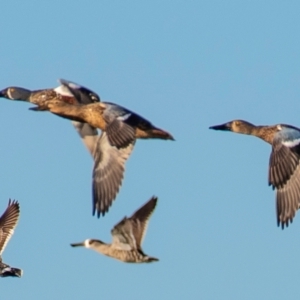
[102,103,136,148]
[111,197,157,250]
[0,200,20,255]
[92,132,135,217]
[269,126,300,228]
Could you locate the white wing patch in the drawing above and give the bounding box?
[117,113,131,121]
[67,82,81,89]
[54,85,74,97]
[282,139,300,148]
[2,267,11,272]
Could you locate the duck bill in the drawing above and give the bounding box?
[209,122,231,131]
[70,242,85,247]
[0,89,7,98]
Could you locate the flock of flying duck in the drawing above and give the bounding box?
[0,79,173,277]
[1,78,300,278]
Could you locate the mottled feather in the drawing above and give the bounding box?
[0,200,20,255]
[111,197,157,250]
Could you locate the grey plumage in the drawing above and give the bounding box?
[71,197,159,263]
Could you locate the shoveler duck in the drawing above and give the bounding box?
[0,80,100,155]
[70,196,159,263]
[31,80,174,217]
[210,119,300,229]
[0,199,22,278]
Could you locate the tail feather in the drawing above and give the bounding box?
[145,256,159,263]
[137,126,174,141]
[150,128,174,141]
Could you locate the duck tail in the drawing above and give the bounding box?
[146,127,175,141]
[145,256,159,263]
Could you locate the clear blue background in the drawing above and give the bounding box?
[1,1,300,299]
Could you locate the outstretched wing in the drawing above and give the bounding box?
[128,196,158,247]
[269,126,300,228]
[111,218,136,250]
[92,132,135,217]
[111,197,158,250]
[0,200,20,255]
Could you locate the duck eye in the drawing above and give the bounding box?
[235,121,240,126]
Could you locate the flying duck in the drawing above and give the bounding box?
[31,80,174,217]
[210,119,300,228]
[71,196,159,263]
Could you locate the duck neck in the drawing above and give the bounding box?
[90,241,111,255]
[248,126,273,144]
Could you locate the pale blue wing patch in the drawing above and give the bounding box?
[274,126,300,148]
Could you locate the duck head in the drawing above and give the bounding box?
[209,120,255,135]
[0,87,31,101]
[70,239,105,249]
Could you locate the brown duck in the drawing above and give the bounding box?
[30,80,174,217]
[210,119,300,229]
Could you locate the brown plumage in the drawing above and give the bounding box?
[33,100,174,140]
[30,81,173,217]
[210,119,300,228]
[2,80,173,218]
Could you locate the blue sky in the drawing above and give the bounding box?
[2,1,300,299]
